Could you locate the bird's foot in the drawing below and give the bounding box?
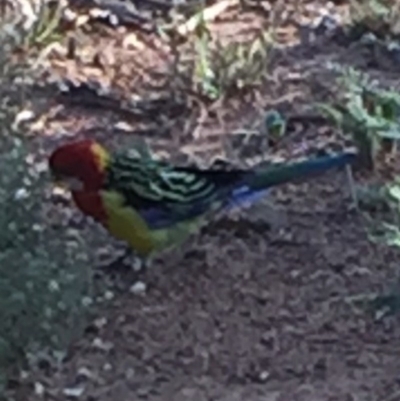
[96,248,149,277]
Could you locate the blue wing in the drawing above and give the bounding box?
[138,185,269,229]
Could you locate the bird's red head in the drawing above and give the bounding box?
[48,139,110,191]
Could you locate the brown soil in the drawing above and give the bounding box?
[9,1,400,400]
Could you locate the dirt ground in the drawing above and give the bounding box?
[19,176,400,401]
[9,1,400,400]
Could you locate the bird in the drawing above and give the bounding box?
[48,139,357,266]
[261,109,287,143]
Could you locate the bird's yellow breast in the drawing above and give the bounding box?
[100,191,155,255]
[100,191,205,256]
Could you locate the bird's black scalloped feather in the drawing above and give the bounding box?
[105,152,248,210]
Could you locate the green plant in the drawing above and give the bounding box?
[165,7,272,101]
[3,0,64,51]
[360,179,400,318]
[365,180,400,244]
[159,4,273,101]
[348,0,400,38]
[24,0,64,49]
[193,27,272,100]
[0,23,92,392]
[316,65,400,170]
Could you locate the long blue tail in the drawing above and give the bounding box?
[227,151,357,208]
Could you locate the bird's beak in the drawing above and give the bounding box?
[50,172,84,191]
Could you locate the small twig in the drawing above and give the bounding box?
[176,0,239,36]
[180,141,222,155]
[345,165,359,209]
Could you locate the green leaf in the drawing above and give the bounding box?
[376,127,400,139]
[388,184,400,202]
[315,103,344,126]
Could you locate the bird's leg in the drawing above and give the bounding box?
[130,253,151,275]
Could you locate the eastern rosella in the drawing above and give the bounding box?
[48,139,356,260]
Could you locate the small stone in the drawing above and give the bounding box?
[93,317,108,329]
[125,368,135,380]
[104,291,114,300]
[260,331,275,349]
[103,363,112,371]
[14,188,29,200]
[137,387,151,397]
[116,315,126,324]
[82,297,93,307]
[77,367,93,381]
[64,8,78,22]
[13,109,35,128]
[76,14,90,26]
[92,338,114,352]
[48,280,60,292]
[114,121,134,131]
[130,281,146,295]
[259,371,270,382]
[32,224,43,232]
[63,386,85,398]
[132,258,143,272]
[122,33,144,50]
[34,160,48,173]
[214,330,223,340]
[20,370,29,380]
[34,382,45,396]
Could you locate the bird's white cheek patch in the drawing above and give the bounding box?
[64,177,84,191]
